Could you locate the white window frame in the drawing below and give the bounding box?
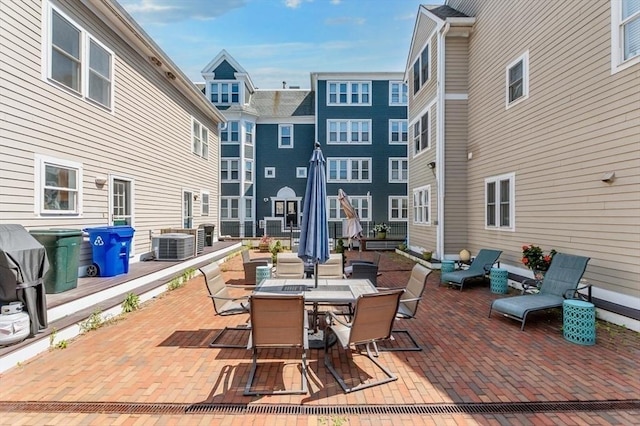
[245,197,254,220]
[412,110,430,156]
[327,81,371,105]
[278,124,293,148]
[389,196,408,221]
[201,190,210,216]
[506,51,529,108]
[244,160,253,183]
[265,167,276,178]
[192,117,209,159]
[210,81,240,105]
[296,167,307,178]
[388,158,408,183]
[220,121,239,144]
[327,195,371,221]
[245,122,254,146]
[412,41,430,95]
[485,172,516,231]
[611,0,640,73]
[389,119,408,144]
[220,197,239,219]
[34,154,83,216]
[412,185,431,225]
[389,81,408,105]
[221,158,239,182]
[327,158,372,183]
[327,120,371,145]
[44,2,114,111]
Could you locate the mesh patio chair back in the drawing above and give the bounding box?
[401,263,430,318]
[350,262,379,286]
[467,249,503,274]
[317,253,344,279]
[248,294,307,348]
[201,264,240,315]
[274,253,305,279]
[348,289,403,345]
[538,253,590,298]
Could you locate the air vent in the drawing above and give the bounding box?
[152,234,194,261]
[160,228,204,255]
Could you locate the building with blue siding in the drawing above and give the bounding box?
[201,51,407,240]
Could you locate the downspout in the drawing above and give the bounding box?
[436,22,450,260]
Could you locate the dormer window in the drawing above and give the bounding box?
[210,82,240,105]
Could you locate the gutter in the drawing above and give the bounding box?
[436,22,451,259]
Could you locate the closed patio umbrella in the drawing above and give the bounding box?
[338,188,362,249]
[298,142,330,288]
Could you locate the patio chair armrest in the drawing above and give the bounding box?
[482,262,498,273]
[521,278,541,294]
[564,284,592,301]
[208,294,249,302]
[400,297,421,303]
[325,311,351,328]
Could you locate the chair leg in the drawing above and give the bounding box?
[244,347,308,396]
[324,330,397,393]
[209,325,250,349]
[378,329,422,351]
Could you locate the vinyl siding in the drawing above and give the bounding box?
[446,0,640,297]
[0,0,221,267]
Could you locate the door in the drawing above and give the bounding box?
[183,190,193,228]
[286,200,298,227]
[112,179,132,226]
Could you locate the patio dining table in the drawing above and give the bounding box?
[253,278,377,348]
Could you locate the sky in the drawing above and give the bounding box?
[120,0,444,90]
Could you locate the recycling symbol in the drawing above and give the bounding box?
[93,236,105,246]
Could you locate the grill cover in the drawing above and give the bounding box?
[0,224,49,336]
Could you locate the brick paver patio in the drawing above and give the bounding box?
[0,249,638,425]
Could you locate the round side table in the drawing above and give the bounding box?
[563,299,596,345]
[490,268,509,294]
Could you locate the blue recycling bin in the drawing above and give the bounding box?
[84,226,135,277]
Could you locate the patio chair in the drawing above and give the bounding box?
[440,249,502,291]
[344,251,381,275]
[241,250,270,286]
[273,253,305,279]
[324,289,403,393]
[244,294,308,395]
[349,262,379,287]
[316,253,345,279]
[199,263,250,348]
[489,253,591,330]
[379,263,431,351]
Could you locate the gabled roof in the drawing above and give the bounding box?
[249,90,315,118]
[429,5,470,19]
[201,50,256,94]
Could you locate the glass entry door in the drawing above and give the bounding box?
[183,191,193,229]
[112,178,132,226]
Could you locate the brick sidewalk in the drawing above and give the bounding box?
[0,249,638,425]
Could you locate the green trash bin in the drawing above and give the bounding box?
[29,229,83,294]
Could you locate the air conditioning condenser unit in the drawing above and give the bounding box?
[152,233,194,261]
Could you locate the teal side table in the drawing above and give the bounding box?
[563,299,596,345]
[440,260,455,283]
[256,265,272,285]
[490,268,509,294]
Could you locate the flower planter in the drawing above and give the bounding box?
[258,244,270,253]
[377,232,387,239]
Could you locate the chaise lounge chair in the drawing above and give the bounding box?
[488,252,591,330]
[440,249,502,291]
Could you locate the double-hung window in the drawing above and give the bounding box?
[328,196,370,221]
[244,160,253,182]
[327,81,371,105]
[389,82,408,105]
[220,197,239,219]
[327,120,371,144]
[35,154,82,215]
[192,118,209,159]
[412,43,430,94]
[485,173,515,231]
[389,196,408,221]
[327,158,371,182]
[389,158,408,182]
[221,159,239,181]
[413,186,430,225]
[279,124,293,148]
[413,112,429,155]
[506,51,529,107]
[221,121,239,143]
[201,191,210,216]
[47,4,114,110]
[389,120,408,144]
[245,198,253,220]
[245,122,254,145]
[612,0,640,72]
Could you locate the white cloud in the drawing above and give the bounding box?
[121,0,246,23]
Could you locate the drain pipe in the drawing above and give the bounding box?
[436,22,450,260]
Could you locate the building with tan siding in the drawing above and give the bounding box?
[405,1,640,329]
[0,0,225,273]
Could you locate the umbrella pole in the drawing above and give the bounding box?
[314,260,318,288]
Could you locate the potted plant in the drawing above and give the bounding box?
[522,244,557,281]
[373,223,390,239]
[258,235,271,253]
[422,250,433,261]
